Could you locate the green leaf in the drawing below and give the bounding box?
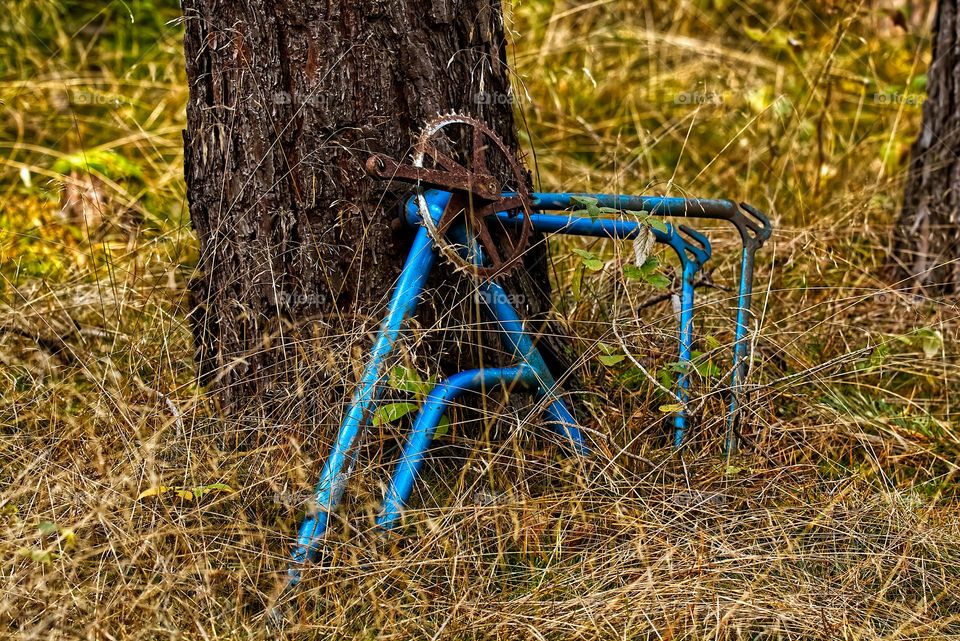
[570,196,598,207]
[623,209,668,234]
[667,360,689,374]
[743,24,766,43]
[913,328,943,359]
[372,402,419,426]
[573,248,603,271]
[867,344,889,369]
[190,483,235,499]
[640,256,661,273]
[625,257,664,282]
[657,367,674,390]
[645,274,671,290]
[389,366,433,396]
[570,196,601,221]
[598,354,626,366]
[624,209,667,234]
[18,547,56,565]
[597,342,617,355]
[645,218,669,234]
[434,415,450,438]
[37,521,58,536]
[572,264,584,300]
[693,360,721,378]
[137,483,234,502]
[59,528,76,548]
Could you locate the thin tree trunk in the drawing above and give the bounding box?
[182,1,556,415]
[894,0,960,294]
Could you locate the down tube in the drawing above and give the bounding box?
[478,281,589,455]
[289,226,437,577]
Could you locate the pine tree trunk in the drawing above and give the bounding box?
[182,1,555,413]
[894,0,960,293]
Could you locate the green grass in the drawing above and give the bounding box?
[1,1,959,639]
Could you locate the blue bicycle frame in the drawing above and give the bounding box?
[288,189,718,585]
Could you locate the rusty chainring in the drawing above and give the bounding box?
[366,113,533,279]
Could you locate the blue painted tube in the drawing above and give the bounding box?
[377,365,539,529]
[499,193,761,452]
[407,195,679,245]
[725,245,757,452]
[476,206,709,446]
[673,259,698,448]
[529,192,742,222]
[288,195,452,584]
[504,215,709,447]
[478,280,590,456]
[515,212,675,245]
[517,193,769,452]
[407,190,742,231]
[407,190,768,451]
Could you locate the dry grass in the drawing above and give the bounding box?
[1,0,959,639]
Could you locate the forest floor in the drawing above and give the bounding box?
[1,1,959,639]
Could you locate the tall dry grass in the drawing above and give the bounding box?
[1,0,958,638]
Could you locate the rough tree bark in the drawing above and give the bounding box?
[182,1,556,414]
[894,0,960,293]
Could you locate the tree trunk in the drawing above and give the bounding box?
[182,1,555,414]
[894,0,960,294]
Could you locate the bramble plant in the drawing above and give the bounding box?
[568,196,672,296]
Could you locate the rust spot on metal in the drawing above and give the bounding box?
[365,115,532,278]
